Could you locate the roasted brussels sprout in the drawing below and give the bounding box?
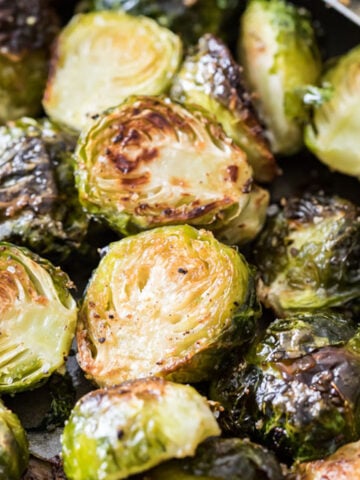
[305,44,360,178]
[254,193,360,316]
[43,11,182,132]
[137,437,285,480]
[77,225,260,387]
[85,0,241,47]
[0,117,88,261]
[293,440,360,480]
[0,242,77,393]
[171,34,277,183]
[0,400,29,480]
[211,311,360,463]
[74,95,269,245]
[61,377,220,480]
[0,0,59,123]
[239,0,321,155]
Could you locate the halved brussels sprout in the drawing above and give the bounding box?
[0,0,59,123]
[305,44,360,178]
[171,34,278,183]
[137,437,285,480]
[77,225,260,387]
[0,117,88,262]
[74,95,269,245]
[211,311,360,462]
[239,0,321,155]
[293,440,360,480]
[0,400,29,480]
[0,242,77,393]
[254,193,360,316]
[84,0,241,47]
[61,377,220,480]
[43,11,182,132]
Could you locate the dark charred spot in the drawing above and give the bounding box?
[98,337,106,344]
[242,178,253,194]
[106,150,135,174]
[91,114,100,120]
[141,147,158,162]
[132,108,140,116]
[117,429,124,439]
[227,165,238,182]
[178,268,188,274]
[146,111,170,129]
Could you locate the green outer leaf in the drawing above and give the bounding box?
[239,0,321,155]
[62,378,220,480]
[139,437,284,480]
[0,400,29,480]
[0,117,88,262]
[304,44,360,178]
[254,193,360,316]
[171,33,277,183]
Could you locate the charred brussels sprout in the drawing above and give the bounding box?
[74,95,269,245]
[43,11,182,132]
[86,0,240,47]
[0,0,59,123]
[239,0,321,155]
[293,440,360,480]
[61,378,220,480]
[0,243,77,393]
[137,437,284,480]
[254,193,360,316]
[0,400,29,480]
[77,225,260,387]
[0,117,88,261]
[171,34,277,183]
[211,312,360,462]
[305,44,360,178]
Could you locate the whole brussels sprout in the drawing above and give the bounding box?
[305,44,360,178]
[77,225,260,387]
[211,311,360,463]
[0,400,29,480]
[137,437,285,480]
[61,378,220,480]
[239,0,321,155]
[0,117,88,262]
[84,0,241,47]
[0,0,59,123]
[293,440,360,480]
[74,95,269,245]
[0,242,77,393]
[171,34,278,183]
[43,10,182,132]
[254,193,360,316]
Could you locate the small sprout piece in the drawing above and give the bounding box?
[211,312,360,462]
[0,401,29,480]
[171,34,277,183]
[74,95,268,245]
[254,193,360,316]
[77,225,260,387]
[0,243,77,393]
[43,11,182,132]
[141,437,285,480]
[88,0,240,47]
[305,45,360,178]
[239,0,321,155]
[294,440,360,480]
[0,0,59,123]
[0,117,88,262]
[61,378,220,480]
